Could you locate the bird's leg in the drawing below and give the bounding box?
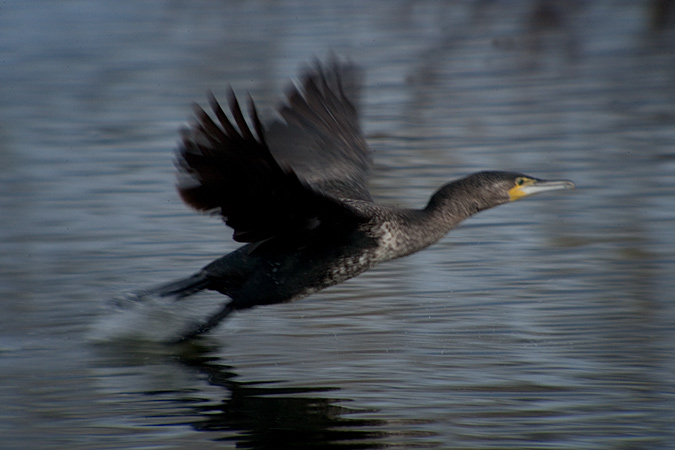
[172,303,235,343]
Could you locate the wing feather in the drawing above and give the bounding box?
[266,58,373,201]
[176,89,363,243]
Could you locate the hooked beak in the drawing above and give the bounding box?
[508,178,575,201]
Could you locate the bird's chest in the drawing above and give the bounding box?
[367,220,409,261]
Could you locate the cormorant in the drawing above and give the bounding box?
[137,58,574,341]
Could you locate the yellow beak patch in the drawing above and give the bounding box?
[508,177,575,201]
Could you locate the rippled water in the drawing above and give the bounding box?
[1,1,674,449]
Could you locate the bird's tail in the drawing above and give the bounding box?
[148,272,210,299]
[111,272,210,309]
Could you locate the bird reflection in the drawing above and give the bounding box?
[165,342,431,449]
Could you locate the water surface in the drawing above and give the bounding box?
[1,1,674,449]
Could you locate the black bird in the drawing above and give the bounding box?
[139,58,574,341]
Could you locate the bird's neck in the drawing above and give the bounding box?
[384,179,502,259]
[424,179,497,225]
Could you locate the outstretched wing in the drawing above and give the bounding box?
[265,58,373,201]
[176,91,364,243]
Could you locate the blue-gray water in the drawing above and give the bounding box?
[1,1,674,449]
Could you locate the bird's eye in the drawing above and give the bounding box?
[515,177,526,186]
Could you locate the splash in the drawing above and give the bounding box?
[88,290,224,344]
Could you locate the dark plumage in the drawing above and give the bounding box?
[142,58,574,341]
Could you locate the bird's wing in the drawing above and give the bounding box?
[265,58,373,201]
[176,91,365,243]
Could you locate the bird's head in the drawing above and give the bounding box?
[480,171,576,208]
[429,171,575,217]
[503,172,575,202]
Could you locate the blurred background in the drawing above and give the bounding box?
[1,1,674,448]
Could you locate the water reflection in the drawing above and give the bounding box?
[94,341,435,449]
[181,353,389,448]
